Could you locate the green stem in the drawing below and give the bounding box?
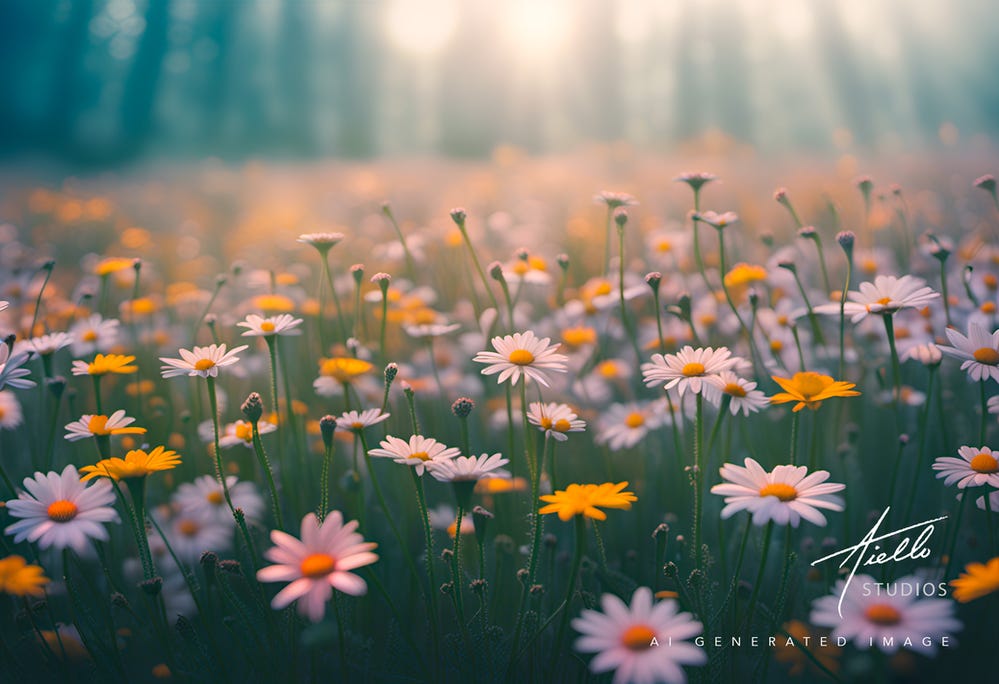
[252,419,283,530]
[693,393,704,570]
[549,516,586,675]
[838,253,853,379]
[743,521,774,632]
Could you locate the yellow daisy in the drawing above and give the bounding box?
[770,372,860,412]
[0,555,50,597]
[539,482,637,521]
[319,357,374,383]
[80,446,181,481]
[71,353,138,376]
[950,557,999,603]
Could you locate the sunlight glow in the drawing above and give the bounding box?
[503,0,573,65]
[385,0,459,57]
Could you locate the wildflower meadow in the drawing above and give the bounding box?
[1,155,998,683]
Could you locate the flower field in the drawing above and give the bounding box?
[1,151,998,682]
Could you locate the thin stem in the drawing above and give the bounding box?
[838,252,853,379]
[743,521,774,632]
[321,254,348,341]
[693,393,704,570]
[252,419,283,530]
[549,516,586,675]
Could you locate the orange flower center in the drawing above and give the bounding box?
[206,491,225,505]
[864,603,902,625]
[758,483,798,502]
[87,415,110,435]
[970,453,999,473]
[876,296,892,306]
[620,624,657,651]
[681,362,705,377]
[973,347,999,365]
[508,349,535,366]
[300,553,337,578]
[539,416,554,430]
[624,412,645,429]
[47,500,79,522]
[178,520,200,537]
[723,382,747,397]
[194,359,216,371]
[82,330,98,342]
[260,321,276,332]
[234,422,254,442]
[553,418,572,432]
[411,451,431,462]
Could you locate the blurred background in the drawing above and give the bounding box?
[1,0,997,165]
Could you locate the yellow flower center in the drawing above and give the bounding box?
[508,349,535,366]
[87,415,110,435]
[194,359,216,371]
[594,281,612,296]
[206,491,225,505]
[234,422,254,442]
[300,553,337,578]
[864,604,902,625]
[620,624,657,651]
[777,315,789,326]
[553,418,572,432]
[260,321,276,332]
[793,372,828,399]
[178,520,200,537]
[598,360,619,378]
[973,347,999,365]
[656,239,672,252]
[723,382,747,398]
[876,296,892,306]
[624,412,645,429]
[770,340,784,352]
[758,483,798,502]
[47,500,79,522]
[681,362,705,377]
[351,422,364,430]
[539,416,554,430]
[82,330,98,342]
[970,453,999,473]
[411,451,431,462]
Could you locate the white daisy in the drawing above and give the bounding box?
[155,513,232,564]
[710,458,845,527]
[297,232,345,251]
[4,465,119,553]
[14,332,73,357]
[426,453,510,483]
[256,512,378,622]
[0,390,23,430]
[810,574,961,655]
[64,410,146,441]
[172,475,265,527]
[696,210,738,229]
[526,402,587,442]
[367,435,461,476]
[815,275,939,323]
[68,315,120,357]
[573,586,706,684]
[237,313,303,337]
[902,343,942,366]
[0,345,36,391]
[473,330,569,387]
[335,409,390,433]
[595,402,666,452]
[160,343,249,379]
[641,346,743,397]
[198,419,278,449]
[932,445,999,489]
[704,372,769,416]
[937,321,999,382]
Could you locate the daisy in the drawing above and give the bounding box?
[64,410,146,441]
[335,409,390,433]
[69,315,120,356]
[950,557,999,603]
[937,321,999,382]
[156,514,232,564]
[237,313,303,337]
[367,435,461,476]
[595,402,666,452]
[426,453,510,483]
[0,555,49,597]
[674,171,717,191]
[810,574,961,655]
[473,330,568,387]
[526,402,586,442]
[4,465,119,553]
[172,475,265,527]
[256,511,378,622]
[932,445,999,489]
[573,587,706,684]
[641,346,742,397]
[0,391,23,430]
[404,322,461,339]
[199,419,278,449]
[70,353,138,376]
[696,211,738,229]
[770,372,860,412]
[160,343,248,379]
[79,446,181,481]
[539,482,637,521]
[710,458,845,527]
[15,332,73,357]
[704,372,769,415]
[0,345,35,390]
[815,275,939,322]
[427,504,475,537]
[594,191,638,208]
[297,232,345,252]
